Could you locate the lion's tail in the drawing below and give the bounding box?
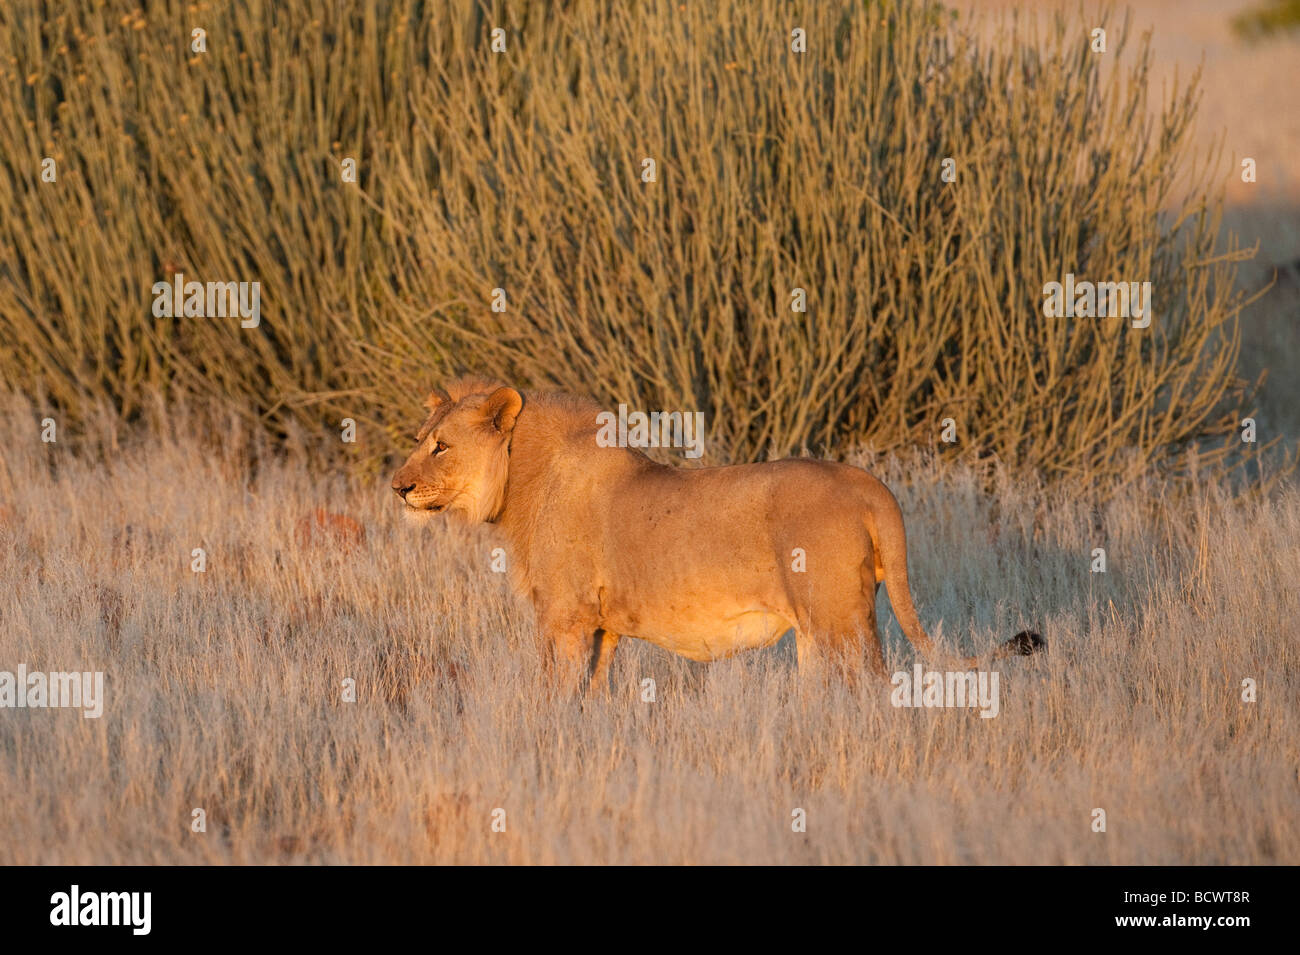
[868,483,1044,669]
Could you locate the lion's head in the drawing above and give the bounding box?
[390,380,523,523]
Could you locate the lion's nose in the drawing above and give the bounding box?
[393,479,415,499]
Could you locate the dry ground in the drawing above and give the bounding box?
[0,397,1295,864]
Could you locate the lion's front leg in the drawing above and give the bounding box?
[536,614,601,696]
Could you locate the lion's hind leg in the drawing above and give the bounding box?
[794,582,889,685]
[588,629,621,697]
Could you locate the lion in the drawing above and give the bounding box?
[391,378,1043,693]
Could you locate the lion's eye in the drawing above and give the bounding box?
[433,441,448,455]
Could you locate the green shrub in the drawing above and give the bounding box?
[0,0,1263,489]
[1233,0,1300,39]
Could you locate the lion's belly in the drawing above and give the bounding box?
[595,530,799,661]
[609,607,794,663]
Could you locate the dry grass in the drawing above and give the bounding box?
[1,396,1295,865]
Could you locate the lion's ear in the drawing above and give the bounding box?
[414,387,451,441]
[483,387,523,434]
[424,387,452,414]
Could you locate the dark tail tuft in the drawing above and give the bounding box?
[1005,630,1045,655]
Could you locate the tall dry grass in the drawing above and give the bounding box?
[1,397,1294,864]
[0,0,1272,490]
